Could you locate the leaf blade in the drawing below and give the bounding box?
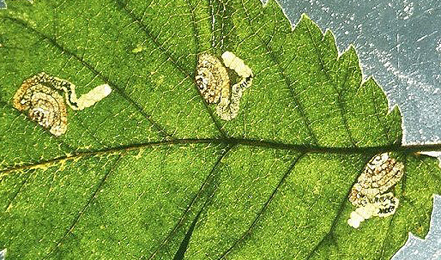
[0,0,439,259]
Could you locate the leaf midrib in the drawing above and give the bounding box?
[1,2,396,154]
[2,137,441,176]
[1,1,439,260]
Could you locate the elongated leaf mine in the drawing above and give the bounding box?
[348,153,404,228]
[31,72,112,110]
[13,72,112,136]
[196,51,253,121]
[67,83,112,110]
[222,51,253,80]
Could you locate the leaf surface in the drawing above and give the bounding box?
[0,0,440,259]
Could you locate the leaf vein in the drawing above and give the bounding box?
[43,155,123,259]
[115,0,227,138]
[1,16,173,139]
[149,144,234,259]
[305,169,360,259]
[369,85,392,143]
[3,138,441,177]
[240,1,319,145]
[4,172,32,212]
[303,23,357,147]
[219,152,306,258]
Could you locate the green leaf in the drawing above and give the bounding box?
[0,0,440,259]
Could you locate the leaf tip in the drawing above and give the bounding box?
[294,13,324,40]
[299,13,312,23]
[363,76,376,87]
[323,29,335,39]
[389,103,402,116]
[347,44,357,55]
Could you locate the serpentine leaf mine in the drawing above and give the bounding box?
[13,72,112,136]
[196,51,253,121]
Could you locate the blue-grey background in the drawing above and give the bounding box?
[1,0,440,259]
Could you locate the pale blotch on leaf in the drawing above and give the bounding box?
[132,43,146,54]
[195,51,253,121]
[13,72,112,136]
[348,153,404,228]
[0,248,6,260]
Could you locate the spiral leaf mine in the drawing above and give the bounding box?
[12,72,111,136]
